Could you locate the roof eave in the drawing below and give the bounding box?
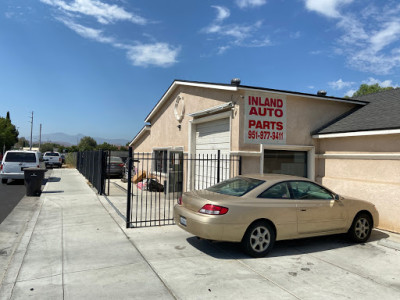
[129,125,151,146]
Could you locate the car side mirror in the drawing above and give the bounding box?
[334,194,342,201]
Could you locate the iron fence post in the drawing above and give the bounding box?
[217,150,221,183]
[126,147,133,228]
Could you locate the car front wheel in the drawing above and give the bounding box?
[348,213,372,243]
[1,178,7,184]
[242,221,275,258]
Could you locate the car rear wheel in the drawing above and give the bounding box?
[348,213,372,243]
[242,221,275,258]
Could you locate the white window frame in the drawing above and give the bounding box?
[151,146,184,177]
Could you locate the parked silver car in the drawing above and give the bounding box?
[106,156,124,177]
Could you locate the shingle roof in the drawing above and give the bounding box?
[315,88,400,134]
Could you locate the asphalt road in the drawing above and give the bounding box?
[0,179,26,224]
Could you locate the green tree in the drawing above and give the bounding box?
[15,137,30,149]
[78,136,97,151]
[66,145,79,152]
[40,142,57,153]
[97,142,118,151]
[350,83,394,98]
[0,114,19,152]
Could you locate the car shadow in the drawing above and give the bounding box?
[186,229,389,259]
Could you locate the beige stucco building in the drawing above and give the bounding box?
[130,79,400,233]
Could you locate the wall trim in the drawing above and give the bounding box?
[316,153,400,160]
[313,129,400,139]
[230,151,261,157]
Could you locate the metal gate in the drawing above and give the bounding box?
[126,149,241,228]
[76,150,107,195]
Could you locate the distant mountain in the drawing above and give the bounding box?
[28,132,130,146]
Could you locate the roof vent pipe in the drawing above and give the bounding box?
[317,90,327,96]
[231,78,241,86]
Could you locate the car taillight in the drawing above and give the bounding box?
[0,164,2,171]
[118,163,124,167]
[199,204,229,215]
[177,196,182,205]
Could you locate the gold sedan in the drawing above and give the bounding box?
[174,174,379,257]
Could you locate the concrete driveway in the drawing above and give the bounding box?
[104,179,400,299]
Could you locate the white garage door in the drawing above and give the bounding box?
[195,118,230,189]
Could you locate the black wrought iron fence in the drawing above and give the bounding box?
[76,150,107,195]
[126,149,241,228]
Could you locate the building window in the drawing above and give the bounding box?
[264,150,307,178]
[154,150,168,174]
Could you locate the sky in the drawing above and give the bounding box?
[1,0,400,142]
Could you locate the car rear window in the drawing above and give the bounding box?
[110,157,123,163]
[44,153,59,156]
[207,177,264,197]
[5,152,36,163]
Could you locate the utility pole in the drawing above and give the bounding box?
[30,111,33,150]
[39,123,42,150]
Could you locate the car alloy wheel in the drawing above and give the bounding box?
[242,221,275,258]
[349,213,372,243]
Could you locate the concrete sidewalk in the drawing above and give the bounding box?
[1,169,400,299]
[0,169,173,299]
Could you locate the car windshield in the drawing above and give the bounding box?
[5,152,36,163]
[207,177,264,197]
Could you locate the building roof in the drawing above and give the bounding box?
[144,79,367,123]
[314,88,400,136]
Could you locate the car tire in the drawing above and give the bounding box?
[242,221,275,258]
[1,178,7,184]
[348,212,372,243]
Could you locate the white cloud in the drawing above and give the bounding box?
[125,43,180,67]
[362,77,398,88]
[203,6,269,52]
[41,1,179,68]
[56,18,179,67]
[58,17,114,43]
[344,89,356,97]
[304,0,353,18]
[305,1,400,74]
[370,21,400,52]
[40,0,146,25]
[236,0,267,9]
[212,6,230,22]
[328,78,355,90]
[290,31,301,39]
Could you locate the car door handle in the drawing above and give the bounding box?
[300,209,307,211]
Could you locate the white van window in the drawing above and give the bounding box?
[5,152,36,163]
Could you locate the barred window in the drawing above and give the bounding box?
[154,150,168,173]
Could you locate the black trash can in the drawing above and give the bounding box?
[24,168,47,196]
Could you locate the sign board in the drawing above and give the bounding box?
[244,92,286,144]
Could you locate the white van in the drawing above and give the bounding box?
[0,150,44,184]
